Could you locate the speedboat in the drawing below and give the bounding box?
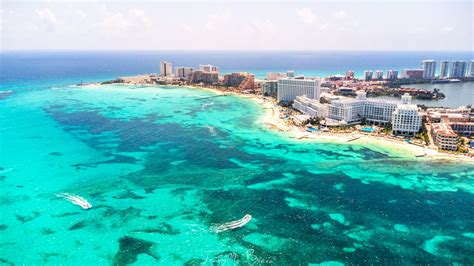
[211,214,252,233]
[56,193,92,210]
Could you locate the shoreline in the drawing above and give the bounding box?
[77,82,473,162]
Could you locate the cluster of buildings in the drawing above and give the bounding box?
[358,60,474,81]
[427,107,473,151]
[159,61,255,91]
[157,59,473,152]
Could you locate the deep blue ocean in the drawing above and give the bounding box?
[2,50,473,89]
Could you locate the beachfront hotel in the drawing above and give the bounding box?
[262,80,278,97]
[277,78,321,102]
[324,92,422,133]
[293,95,328,118]
[175,67,194,79]
[431,123,459,151]
[160,61,173,77]
[327,92,366,124]
[391,94,422,135]
[364,98,398,125]
[199,64,219,73]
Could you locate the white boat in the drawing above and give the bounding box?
[56,193,92,210]
[347,135,361,142]
[211,214,252,233]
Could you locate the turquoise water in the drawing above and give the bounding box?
[1,83,474,265]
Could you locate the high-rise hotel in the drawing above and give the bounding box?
[421,60,436,79]
[466,60,474,78]
[160,61,173,77]
[450,60,467,78]
[439,60,449,78]
[277,78,321,102]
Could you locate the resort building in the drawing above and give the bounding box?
[327,92,422,131]
[345,70,355,80]
[439,60,449,78]
[364,98,398,124]
[466,60,474,78]
[223,72,255,91]
[386,70,398,80]
[374,70,384,80]
[450,122,474,136]
[287,70,295,78]
[293,95,328,118]
[391,94,422,135]
[189,70,218,84]
[421,60,436,79]
[262,80,278,97]
[450,61,466,78]
[267,72,287,80]
[363,70,373,81]
[174,67,193,78]
[327,92,366,124]
[199,64,219,73]
[277,78,321,102]
[431,123,459,151]
[160,61,173,77]
[401,69,424,79]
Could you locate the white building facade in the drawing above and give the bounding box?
[391,94,422,135]
[364,99,398,124]
[466,60,474,78]
[277,78,321,102]
[327,92,422,133]
[293,95,328,118]
[328,92,366,124]
[199,64,219,73]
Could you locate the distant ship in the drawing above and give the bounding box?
[211,214,252,233]
[56,193,92,210]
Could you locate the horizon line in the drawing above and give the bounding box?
[2,49,473,53]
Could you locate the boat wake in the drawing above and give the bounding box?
[56,192,92,210]
[210,214,252,233]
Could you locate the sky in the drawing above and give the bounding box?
[1,0,473,51]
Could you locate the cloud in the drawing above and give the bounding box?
[34,8,58,32]
[251,19,276,34]
[441,26,454,32]
[205,10,231,31]
[333,10,348,19]
[296,8,316,24]
[95,9,152,34]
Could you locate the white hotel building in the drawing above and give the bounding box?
[293,95,328,118]
[327,92,366,124]
[277,78,321,102]
[364,98,398,124]
[391,94,422,135]
[327,92,422,134]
